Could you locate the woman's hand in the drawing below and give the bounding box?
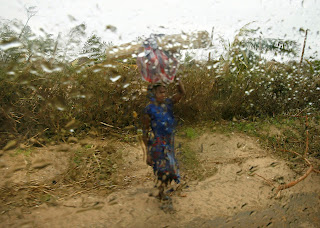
[172,78,186,104]
[146,154,153,166]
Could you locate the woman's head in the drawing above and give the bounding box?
[153,84,167,103]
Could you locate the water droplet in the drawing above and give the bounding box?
[138,52,145,57]
[105,25,117,33]
[56,106,65,111]
[7,71,15,75]
[103,64,115,68]
[93,68,101,73]
[41,64,53,73]
[110,75,121,82]
[0,40,23,51]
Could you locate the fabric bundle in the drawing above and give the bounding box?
[136,37,178,84]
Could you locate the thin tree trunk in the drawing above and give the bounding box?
[50,33,61,64]
[210,26,214,47]
[19,18,30,39]
[259,36,262,61]
[299,29,308,68]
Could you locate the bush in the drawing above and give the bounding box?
[0,56,319,146]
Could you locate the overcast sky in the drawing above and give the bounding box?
[1,0,320,59]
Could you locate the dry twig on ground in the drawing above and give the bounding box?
[275,165,313,195]
[275,114,319,195]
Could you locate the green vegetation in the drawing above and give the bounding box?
[73,149,84,166]
[179,145,198,170]
[40,193,52,202]
[183,127,198,139]
[177,144,217,181]
[177,141,219,181]
[213,115,320,159]
[13,148,32,156]
[84,144,94,149]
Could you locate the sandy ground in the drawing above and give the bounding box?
[0,132,319,228]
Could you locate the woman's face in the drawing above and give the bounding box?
[155,85,167,103]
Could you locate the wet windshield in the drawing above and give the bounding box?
[1,0,319,227]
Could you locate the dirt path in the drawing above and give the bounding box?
[0,132,319,228]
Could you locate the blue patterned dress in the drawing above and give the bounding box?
[144,98,180,184]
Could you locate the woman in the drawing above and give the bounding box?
[142,79,185,199]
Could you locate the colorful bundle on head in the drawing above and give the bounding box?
[136,36,178,84]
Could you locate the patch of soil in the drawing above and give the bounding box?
[0,144,72,189]
[0,132,319,228]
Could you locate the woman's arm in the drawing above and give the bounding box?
[142,113,153,166]
[142,113,150,148]
[172,78,186,104]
